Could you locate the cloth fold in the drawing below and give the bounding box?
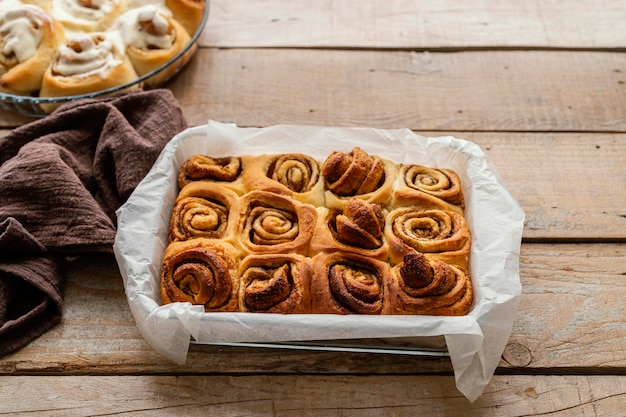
[0,89,188,357]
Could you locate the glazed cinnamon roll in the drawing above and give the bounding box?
[385,207,471,268]
[238,253,312,313]
[0,4,65,94]
[310,198,389,261]
[48,0,124,32]
[160,238,242,312]
[178,154,245,195]
[168,182,240,244]
[383,252,473,316]
[114,5,191,79]
[235,190,317,256]
[165,0,205,36]
[310,252,388,314]
[39,32,138,107]
[243,153,325,206]
[322,147,397,210]
[393,164,465,213]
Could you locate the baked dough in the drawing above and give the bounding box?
[243,153,325,206]
[384,251,473,316]
[0,4,65,94]
[165,0,204,36]
[160,238,241,312]
[161,147,474,316]
[115,5,191,79]
[238,253,312,313]
[39,32,138,99]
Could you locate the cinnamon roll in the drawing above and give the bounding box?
[310,252,388,315]
[322,146,397,210]
[310,198,389,261]
[168,182,240,244]
[383,251,473,316]
[39,31,138,106]
[178,154,246,195]
[160,238,241,312]
[385,207,471,268]
[235,190,317,256]
[165,0,205,36]
[238,253,312,314]
[114,5,190,80]
[393,164,465,213]
[0,4,65,94]
[48,0,124,33]
[243,153,325,206]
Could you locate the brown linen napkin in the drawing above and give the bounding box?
[0,89,188,357]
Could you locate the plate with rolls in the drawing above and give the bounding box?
[0,0,208,116]
[114,121,524,400]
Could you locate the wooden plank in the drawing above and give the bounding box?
[1,244,624,374]
[169,48,626,132]
[1,374,625,416]
[203,0,626,49]
[2,49,624,131]
[455,132,626,240]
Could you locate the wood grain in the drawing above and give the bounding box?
[1,243,624,374]
[166,48,626,132]
[1,374,625,416]
[203,0,626,49]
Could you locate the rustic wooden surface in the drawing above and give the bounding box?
[1,0,625,415]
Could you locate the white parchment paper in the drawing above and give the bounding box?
[113,120,524,402]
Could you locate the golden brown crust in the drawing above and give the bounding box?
[393,164,465,213]
[310,252,389,314]
[165,0,205,36]
[383,252,473,315]
[238,253,312,313]
[0,4,65,94]
[243,153,325,206]
[123,9,191,78]
[178,154,246,195]
[234,190,317,256]
[322,147,397,210]
[162,148,474,316]
[384,207,471,268]
[168,182,240,244]
[160,238,241,312]
[310,199,389,261]
[39,32,139,104]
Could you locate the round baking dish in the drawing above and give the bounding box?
[0,1,209,118]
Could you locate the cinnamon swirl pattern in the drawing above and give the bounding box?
[311,252,387,315]
[168,182,239,243]
[160,147,473,315]
[239,254,312,313]
[384,252,473,316]
[178,155,245,195]
[160,239,240,312]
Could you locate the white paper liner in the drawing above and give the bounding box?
[113,121,524,402]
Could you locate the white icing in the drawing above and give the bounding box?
[52,32,120,78]
[51,0,118,26]
[115,5,174,50]
[0,5,48,63]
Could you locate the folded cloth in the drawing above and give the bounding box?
[0,89,188,357]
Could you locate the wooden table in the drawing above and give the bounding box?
[1,0,625,415]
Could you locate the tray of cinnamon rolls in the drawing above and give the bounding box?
[114,121,524,362]
[161,147,473,316]
[0,0,208,116]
